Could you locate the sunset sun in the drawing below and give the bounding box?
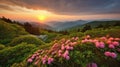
[38,15,46,22]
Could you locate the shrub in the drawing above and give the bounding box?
[8,35,45,46]
[0,43,36,67]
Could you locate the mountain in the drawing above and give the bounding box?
[69,20,120,30]
[29,22,53,30]
[83,20,120,27]
[46,20,88,31]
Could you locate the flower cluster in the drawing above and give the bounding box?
[27,37,78,65]
[104,51,117,58]
[81,35,120,59]
[27,35,120,66]
[86,62,98,67]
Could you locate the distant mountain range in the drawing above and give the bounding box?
[21,20,120,31]
[29,22,53,30]
[45,20,89,31]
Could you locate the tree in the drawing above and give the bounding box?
[81,24,92,32]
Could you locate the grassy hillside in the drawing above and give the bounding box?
[0,19,120,67]
[0,20,28,44]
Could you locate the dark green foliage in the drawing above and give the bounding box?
[8,35,45,46]
[0,20,28,44]
[81,24,92,32]
[85,26,120,37]
[23,22,40,35]
[0,43,36,67]
[0,44,5,50]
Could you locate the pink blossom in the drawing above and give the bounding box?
[61,45,65,50]
[69,46,73,50]
[108,37,114,41]
[92,39,98,43]
[70,42,77,46]
[95,42,105,48]
[112,41,119,46]
[104,51,111,57]
[109,44,115,49]
[65,40,70,44]
[87,62,98,67]
[66,55,70,60]
[88,39,94,43]
[47,57,54,64]
[27,58,33,63]
[110,52,117,58]
[62,50,69,58]
[34,60,39,65]
[71,37,75,40]
[114,38,120,41]
[42,55,48,64]
[81,40,86,43]
[99,42,105,48]
[58,50,62,53]
[64,50,69,55]
[100,37,107,40]
[75,37,79,40]
[31,56,35,59]
[42,60,46,64]
[95,42,100,48]
[58,53,62,56]
[107,40,112,44]
[86,35,91,39]
[65,45,70,50]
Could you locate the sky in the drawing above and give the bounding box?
[0,0,120,23]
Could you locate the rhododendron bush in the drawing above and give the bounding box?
[12,35,120,67]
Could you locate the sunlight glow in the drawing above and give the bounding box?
[38,15,46,21]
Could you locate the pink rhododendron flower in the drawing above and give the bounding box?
[75,37,79,40]
[104,52,117,58]
[34,60,39,65]
[31,56,35,59]
[64,50,69,55]
[92,39,98,43]
[95,42,100,48]
[47,57,54,64]
[61,45,65,50]
[65,40,70,44]
[111,52,117,58]
[86,35,91,39]
[114,38,120,41]
[99,42,105,48]
[108,37,114,41]
[42,55,48,64]
[66,55,70,60]
[112,41,119,46]
[65,45,70,50]
[100,37,107,40]
[88,39,93,43]
[81,40,86,43]
[87,62,98,67]
[107,40,112,44]
[71,37,75,40]
[62,50,69,58]
[27,58,33,63]
[109,44,115,49]
[104,51,111,57]
[58,50,62,53]
[69,46,73,50]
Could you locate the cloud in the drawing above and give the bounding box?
[0,4,13,11]
[0,0,120,15]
